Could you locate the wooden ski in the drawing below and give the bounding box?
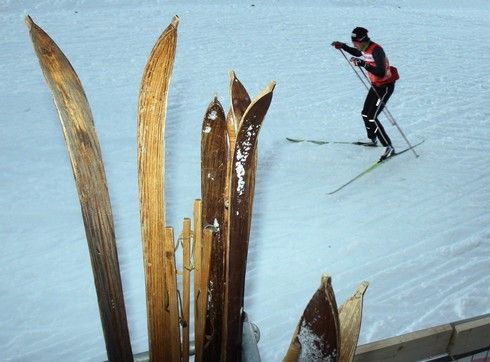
[285,274,340,361]
[25,16,133,362]
[229,70,251,132]
[137,15,178,362]
[226,71,251,193]
[200,98,229,360]
[338,282,369,362]
[222,81,276,361]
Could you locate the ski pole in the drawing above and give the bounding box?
[339,49,419,158]
[339,49,395,124]
[358,66,418,158]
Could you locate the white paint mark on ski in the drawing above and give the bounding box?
[235,124,256,195]
[208,110,218,121]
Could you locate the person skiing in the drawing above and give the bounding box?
[331,27,399,161]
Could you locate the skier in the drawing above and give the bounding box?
[331,27,399,161]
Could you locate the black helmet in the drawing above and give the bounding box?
[351,27,369,42]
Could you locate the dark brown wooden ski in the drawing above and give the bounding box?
[222,81,276,361]
[200,97,229,361]
[229,70,251,132]
[25,16,133,362]
[300,274,340,361]
[227,71,254,226]
[288,274,340,361]
[137,16,178,362]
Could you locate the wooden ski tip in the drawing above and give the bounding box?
[252,80,276,101]
[320,273,332,285]
[357,281,369,295]
[171,15,180,28]
[24,15,34,29]
[267,80,277,92]
[229,70,237,79]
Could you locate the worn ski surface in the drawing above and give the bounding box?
[229,71,256,246]
[286,137,379,147]
[26,16,133,361]
[137,15,178,362]
[287,274,340,361]
[226,72,252,197]
[222,81,275,361]
[200,97,229,361]
[338,282,369,362]
[327,139,426,195]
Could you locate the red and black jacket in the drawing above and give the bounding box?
[341,41,399,87]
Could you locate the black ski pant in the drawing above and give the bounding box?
[362,82,395,147]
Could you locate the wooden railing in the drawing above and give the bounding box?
[355,314,490,362]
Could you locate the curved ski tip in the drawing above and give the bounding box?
[357,281,369,295]
[267,80,277,92]
[24,15,34,29]
[209,95,223,109]
[171,15,180,28]
[229,70,237,80]
[320,273,332,285]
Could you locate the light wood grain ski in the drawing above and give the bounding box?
[200,97,229,361]
[222,81,276,361]
[137,15,178,362]
[25,16,132,362]
[338,282,369,362]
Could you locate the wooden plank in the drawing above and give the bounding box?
[164,227,181,361]
[448,315,490,356]
[182,218,192,362]
[193,200,204,361]
[354,324,453,362]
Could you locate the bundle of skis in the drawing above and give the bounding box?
[27,14,368,362]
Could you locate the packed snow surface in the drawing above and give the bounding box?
[1,1,489,361]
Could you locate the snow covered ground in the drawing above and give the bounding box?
[1,1,489,361]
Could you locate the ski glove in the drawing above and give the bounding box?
[331,41,344,49]
[350,57,366,67]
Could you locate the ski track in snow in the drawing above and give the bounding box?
[1,1,490,361]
